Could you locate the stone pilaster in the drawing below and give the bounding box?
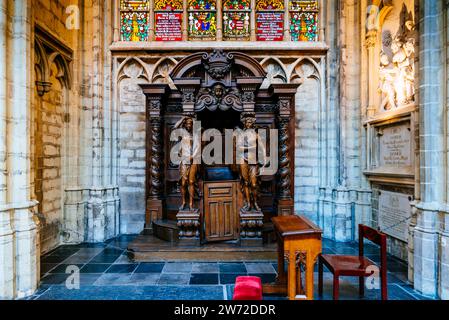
[0,0,40,299]
[412,0,446,298]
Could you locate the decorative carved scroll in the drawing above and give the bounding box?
[195,83,243,111]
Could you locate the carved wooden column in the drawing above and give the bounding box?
[140,84,169,235]
[173,79,201,244]
[271,84,299,216]
[237,77,265,246]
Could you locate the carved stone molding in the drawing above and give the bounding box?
[34,25,73,95]
[195,84,242,112]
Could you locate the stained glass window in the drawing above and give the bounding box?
[188,0,217,40]
[289,0,319,41]
[256,0,284,41]
[154,0,184,41]
[223,0,251,40]
[120,0,150,41]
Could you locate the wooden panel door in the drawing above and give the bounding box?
[203,181,239,242]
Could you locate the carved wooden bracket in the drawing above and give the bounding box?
[236,77,264,112]
[173,78,201,113]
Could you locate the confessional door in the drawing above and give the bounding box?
[203,181,240,243]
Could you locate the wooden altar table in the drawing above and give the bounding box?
[263,215,322,300]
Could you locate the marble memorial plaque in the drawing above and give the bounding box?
[378,190,412,242]
[379,123,412,167]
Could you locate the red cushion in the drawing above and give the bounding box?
[232,276,262,300]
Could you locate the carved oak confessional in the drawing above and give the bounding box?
[139,50,298,247]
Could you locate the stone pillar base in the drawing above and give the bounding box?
[176,208,200,245]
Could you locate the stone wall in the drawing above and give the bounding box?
[33,66,65,253]
[118,64,147,234]
[294,62,321,221]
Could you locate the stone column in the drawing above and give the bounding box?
[412,0,446,298]
[1,0,39,299]
[283,0,289,41]
[216,0,223,40]
[140,84,169,235]
[149,0,155,41]
[365,31,378,117]
[270,84,299,216]
[250,0,256,41]
[113,0,120,41]
[0,0,14,300]
[182,0,188,41]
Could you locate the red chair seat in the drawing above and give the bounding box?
[320,254,376,276]
[232,276,262,300]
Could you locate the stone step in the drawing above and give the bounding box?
[153,219,179,242]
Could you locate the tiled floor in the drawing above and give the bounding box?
[28,235,435,300]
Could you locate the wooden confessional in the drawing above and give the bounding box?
[139,50,299,247]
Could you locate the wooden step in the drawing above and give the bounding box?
[127,234,277,262]
[153,219,179,242]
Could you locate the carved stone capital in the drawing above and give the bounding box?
[365,30,378,48]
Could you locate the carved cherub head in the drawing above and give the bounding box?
[241,112,256,129]
[213,84,225,99]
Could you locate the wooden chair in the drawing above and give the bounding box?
[318,224,388,300]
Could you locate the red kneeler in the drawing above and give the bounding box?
[232,276,263,300]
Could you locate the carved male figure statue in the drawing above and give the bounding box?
[236,113,266,212]
[379,51,397,110]
[174,115,200,210]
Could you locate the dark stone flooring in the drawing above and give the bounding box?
[27,235,435,300]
